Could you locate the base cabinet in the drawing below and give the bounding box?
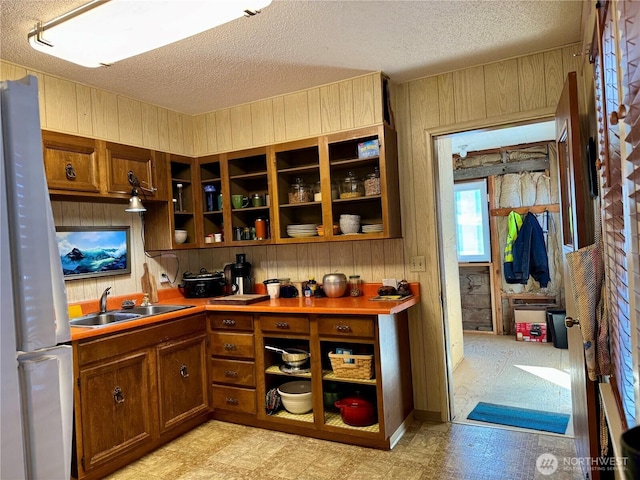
[78,351,153,472]
[73,314,209,480]
[209,310,413,450]
[157,332,209,433]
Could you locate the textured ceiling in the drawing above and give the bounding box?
[0,0,583,115]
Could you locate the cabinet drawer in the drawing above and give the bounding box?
[210,332,255,359]
[317,316,375,338]
[211,358,255,387]
[260,314,309,334]
[209,313,254,331]
[212,385,256,414]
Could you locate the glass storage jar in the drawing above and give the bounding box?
[314,181,322,202]
[364,167,381,196]
[289,177,313,204]
[339,172,364,199]
[349,275,363,296]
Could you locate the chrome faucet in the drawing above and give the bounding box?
[99,287,111,313]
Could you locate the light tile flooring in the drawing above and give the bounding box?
[108,419,583,479]
[108,333,580,480]
[452,333,573,436]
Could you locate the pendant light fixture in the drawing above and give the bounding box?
[125,189,146,213]
[125,171,156,213]
[28,0,272,68]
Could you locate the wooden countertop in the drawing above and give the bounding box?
[70,283,419,341]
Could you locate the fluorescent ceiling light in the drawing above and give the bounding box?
[28,0,272,68]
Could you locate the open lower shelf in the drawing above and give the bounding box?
[265,364,312,378]
[322,370,376,385]
[323,411,379,433]
[269,409,314,423]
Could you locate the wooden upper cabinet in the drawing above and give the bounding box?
[105,142,159,199]
[42,131,100,194]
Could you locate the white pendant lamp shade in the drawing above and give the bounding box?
[28,0,272,68]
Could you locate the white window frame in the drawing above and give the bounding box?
[453,179,491,263]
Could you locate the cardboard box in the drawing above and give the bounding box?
[357,140,380,159]
[514,306,548,342]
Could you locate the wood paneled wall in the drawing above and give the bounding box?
[394,43,582,417]
[0,61,195,156]
[3,43,582,419]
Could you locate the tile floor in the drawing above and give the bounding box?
[452,333,573,436]
[108,419,583,479]
[108,333,580,479]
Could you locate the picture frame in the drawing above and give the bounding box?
[56,226,131,280]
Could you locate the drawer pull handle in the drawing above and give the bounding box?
[180,364,189,378]
[65,163,76,180]
[222,319,236,326]
[224,343,237,351]
[335,325,352,332]
[225,397,239,405]
[113,386,125,404]
[275,322,289,329]
[224,370,238,377]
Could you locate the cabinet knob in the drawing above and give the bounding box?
[224,343,237,351]
[224,370,238,377]
[225,397,239,405]
[335,325,352,332]
[565,316,580,328]
[65,163,76,180]
[180,364,190,378]
[113,386,125,404]
[275,322,289,329]
[222,319,236,326]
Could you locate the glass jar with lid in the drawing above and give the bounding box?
[349,275,363,296]
[339,171,364,199]
[314,181,322,202]
[288,177,313,204]
[364,167,381,196]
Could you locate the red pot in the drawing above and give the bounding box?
[334,396,377,426]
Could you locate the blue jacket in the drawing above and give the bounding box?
[505,212,550,287]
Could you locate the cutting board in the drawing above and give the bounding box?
[208,294,269,305]
[141,263,159,303]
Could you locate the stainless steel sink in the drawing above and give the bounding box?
[69,312,143,327]
[69,305,194,328]
[119,305,193,316]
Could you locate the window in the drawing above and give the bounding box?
[453,179,490,262]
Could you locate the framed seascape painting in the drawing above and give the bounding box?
[56,226,131,280]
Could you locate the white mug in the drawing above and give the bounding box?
[214,233,222,242]
[267,282,280,299]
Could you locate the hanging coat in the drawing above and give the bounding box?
[509,212,550,287]
[503,211,523,283]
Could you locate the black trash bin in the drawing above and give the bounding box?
[547,309,567,349]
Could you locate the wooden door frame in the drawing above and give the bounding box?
[425,106,556,421]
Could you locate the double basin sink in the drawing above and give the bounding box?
[69,304,194,328]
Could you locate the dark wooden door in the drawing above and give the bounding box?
[555,71,599,480]
[79,350,153,472]
[156,333,209,433]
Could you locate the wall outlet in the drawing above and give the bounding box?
[410,255,426,272]
[160,273,170,284]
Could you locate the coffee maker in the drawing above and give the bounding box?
[225,253,253,295]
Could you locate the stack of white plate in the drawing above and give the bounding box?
[287,224,318,238]
[362,224,384,233]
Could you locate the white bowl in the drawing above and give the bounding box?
[339,218,360,234]
[277,381,312,414]
[174,230,188,244]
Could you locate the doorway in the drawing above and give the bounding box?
[434,119,574,436]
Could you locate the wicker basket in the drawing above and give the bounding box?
[328,351,374,380]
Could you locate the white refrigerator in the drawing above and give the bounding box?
[1,76,73,479]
